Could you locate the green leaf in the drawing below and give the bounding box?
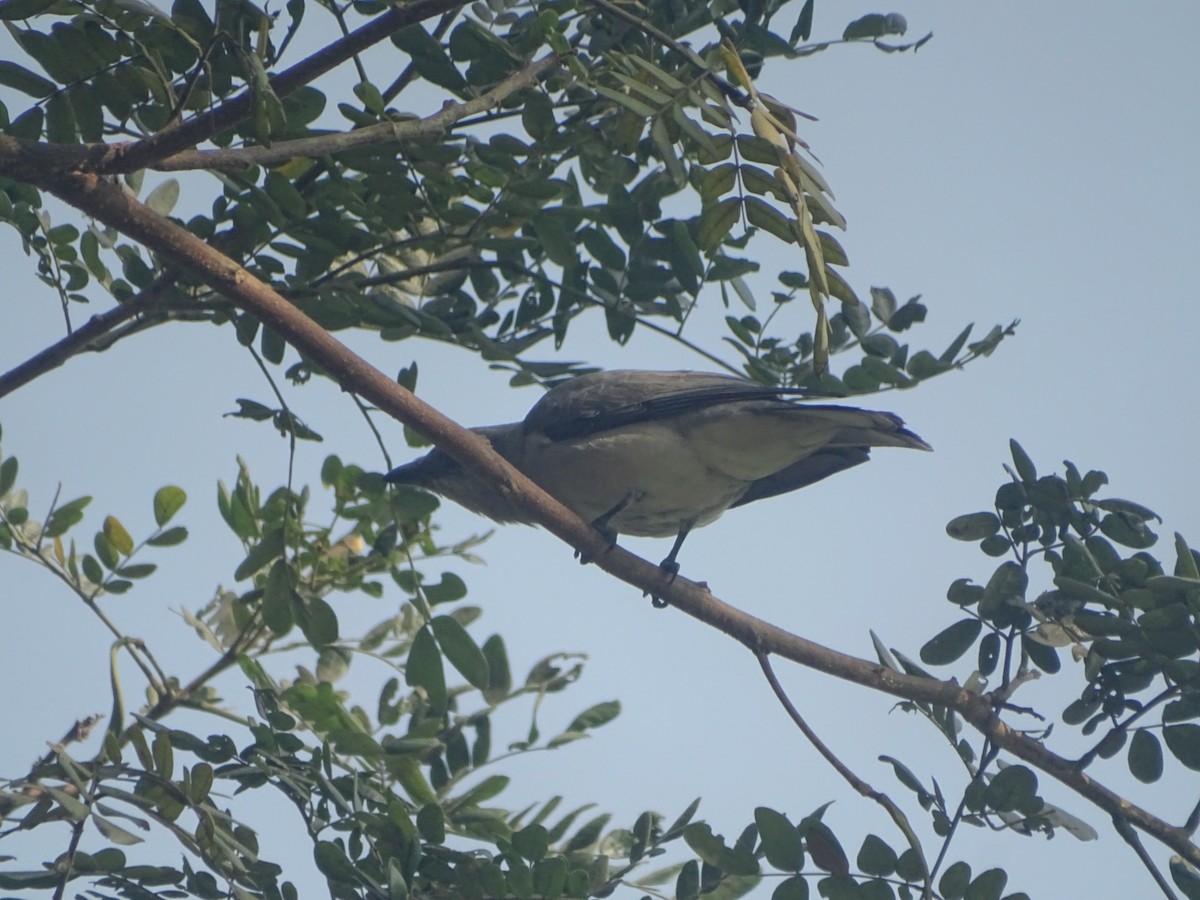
[744,196,796,244]
[592,83,657,118]
[93,815,145,845]
[1170,858,1200,900]
[1027,636,1064,675]
[980,561,1028,615]
[698,197,741,251]
[773,876,808,899]
[0,0,61,18]
[44,495,91,537]
[153,485,186,526]
[567,700,620,732]
[416,803,445,843]
[313,840,358,881]
[45,92,75,142]
[677,860,700,900]
[683,823,760,875]
[790,0,814,43]
[430,615,489,689]
[984,765,1038,813]
[262,559,295,635]
[0,455,17,496]
[843,13,908,41]
[94,531,119,570]
[755,807,803,871]
[103,515,134,556]
[870,286,896,323]
[1128,730,1164,783]
[482,634,512,703]
[116,563,156,579]
[532,214,577,266]
[0,60,55,96]
[451,773,508,807]
[919,619,981,665]
[512,823,549,861]
[147,525,188,547]
[144,179,180,217]
[407,626,447,713]
[939,861,971,899]
[81,554,104,584]
[1008,439,1037,482]
[521,89,555,140]
[1164,724,1200,771]
[296,595,339,646]
[964,868,1007,900]
[856,834,897,877]
[940,323,974,363]
[945,512,1000,541]
[424,572,467,605]
[1100,512,1158,549]
[234,529,285,581]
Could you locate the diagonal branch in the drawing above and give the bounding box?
[0,295,150,400]
[152,54,560,172]
[11,150,1199,872]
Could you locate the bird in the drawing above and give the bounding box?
[385,369,930,589]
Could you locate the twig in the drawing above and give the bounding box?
[1112,814,1179,900]
[0,274,176,401]
[151,55,559,172]
[106,0,471,173]
[757,650,933,899]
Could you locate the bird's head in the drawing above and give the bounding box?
[384,425,530,525]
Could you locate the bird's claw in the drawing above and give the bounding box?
[575,528,618,566]
[644,558,681,608]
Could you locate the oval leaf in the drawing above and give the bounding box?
[920,619,981,666]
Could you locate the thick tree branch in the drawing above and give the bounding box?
[11,159,1199,871]
[152,55,559,172]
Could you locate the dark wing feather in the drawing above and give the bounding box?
[527,370,812,441]
[731,447,871,508]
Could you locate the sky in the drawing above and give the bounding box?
[2,2,1199,897]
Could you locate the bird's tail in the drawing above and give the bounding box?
[798,405,932,452]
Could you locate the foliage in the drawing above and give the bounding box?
[0,0,1194,898]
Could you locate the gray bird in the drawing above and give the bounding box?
[385,369,930,579]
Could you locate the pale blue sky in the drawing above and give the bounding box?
[2,3,1198,896]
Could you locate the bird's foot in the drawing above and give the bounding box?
[644,558,681,608]
[575,526,618,566]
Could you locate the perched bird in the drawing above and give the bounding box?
[385,369,930,578]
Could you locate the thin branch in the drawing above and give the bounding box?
[0,0,468,179]
[16,153,1199,871]
[1112,814,1179,900]
[33,716,104,770]
[757,650,933,900]
[928,740,998,884]
[1077,687,1176,770]
[151,55,559,171]
[0,274,178,401]
[105,0,470,172]
[381,9,461,103]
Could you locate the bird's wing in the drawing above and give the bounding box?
[730,447,871,507]
[526,370,812,441]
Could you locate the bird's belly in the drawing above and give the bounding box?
[524,425,749,537]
